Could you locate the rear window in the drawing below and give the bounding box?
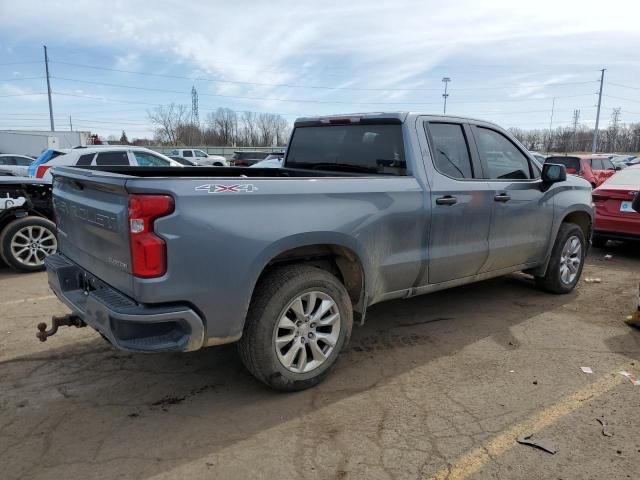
[286,124,406,175]
[546,156,580,173]
[603,167,640,185]
[95,151,129,166]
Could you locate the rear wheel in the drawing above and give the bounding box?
[535,223,586,294]
[213,162,223,167]
[238,265,353,391]
[0,216,57,272]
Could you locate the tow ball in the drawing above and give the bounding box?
[36,314,87,342]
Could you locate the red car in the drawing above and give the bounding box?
[592,165,640,247]
[546,155,618,188]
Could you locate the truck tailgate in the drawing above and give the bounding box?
[53,169,134,297]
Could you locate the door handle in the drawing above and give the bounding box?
[436,195,458,205]
[494,193,511,202]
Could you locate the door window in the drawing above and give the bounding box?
[0,157,12,165]
[182,150,193,157]
[602,159,615,170]
[133,152,170,166]
[95,151,130,166]
[76,153,95,166]
[476,127,531,180]
[427,123,474,179]
[590,159,604,170]
[14,157,32,166]
[194,150,208,157]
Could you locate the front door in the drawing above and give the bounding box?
[422,121,493,284]
[471,125,553,271]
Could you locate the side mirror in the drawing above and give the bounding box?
[632,193,640,214]
[541,163,567,185]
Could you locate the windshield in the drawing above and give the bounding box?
[286,124,406,175]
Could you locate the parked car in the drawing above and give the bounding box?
[0,154,35,176]
[249,154,284,169]
[529,152,546,164]
[611,155,638,168]
[170,149,228,167]
[32,147,183,180]
[230,151,270,166]
[0,176,55,272]
[42,112,592,391]
[168,155,199,166]
[545,155,618,188]
[591,165,640,247]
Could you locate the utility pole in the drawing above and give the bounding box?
[592,68,606,153]
[69,115,73,131]
[442,77,451,114]
[547,97,556,153]
[571,109,580,151]
[43,45,55,131]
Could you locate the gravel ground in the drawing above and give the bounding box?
[1,244,639,480]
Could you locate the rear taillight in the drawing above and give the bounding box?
[128,195,174,278]
[36,165,51,178]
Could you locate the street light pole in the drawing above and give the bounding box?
[442,77,451,114]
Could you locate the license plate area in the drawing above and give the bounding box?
[620,201,634,213]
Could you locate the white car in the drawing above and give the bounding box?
[0,154,34,176]
[34,147,183,180]
[170,149,229,167]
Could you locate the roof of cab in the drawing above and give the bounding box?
[293,112,509,128]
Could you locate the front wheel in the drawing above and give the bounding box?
[0,216,57,272]
[535,223,586,294]
[238,265,353,391]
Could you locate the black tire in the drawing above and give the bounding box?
[213,162,223,167]
[238,264,353,391]
[0,216,57,273]
[591,234,608,249]
[535,223,586,294]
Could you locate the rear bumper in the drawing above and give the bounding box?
[45,254,205,353]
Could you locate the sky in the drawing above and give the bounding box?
[1,0,639,140]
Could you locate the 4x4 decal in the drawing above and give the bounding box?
[195,184,259,193]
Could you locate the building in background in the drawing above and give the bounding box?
[0,130,91,157]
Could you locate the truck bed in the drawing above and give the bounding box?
[78,165,364,178]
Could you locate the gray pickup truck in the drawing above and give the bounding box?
[41,113,593,390]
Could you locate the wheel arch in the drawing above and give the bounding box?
[532,206,593,277]
[248,234,370,323]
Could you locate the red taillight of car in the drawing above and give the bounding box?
[128,194,174,278]
[36,165,51,178]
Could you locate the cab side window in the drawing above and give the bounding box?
[476,127,531,180]
[183,150,193,157]
[427,123,474,179]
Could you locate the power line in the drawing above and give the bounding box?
[608,82,640,91]
[0,92,47,98]
[0,76,46,82]
[0,61,42,66]
[50,60,600,93]
[603,94,640,104]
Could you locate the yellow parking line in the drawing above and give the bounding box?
[430,371,624,480]
[0,295,57,306]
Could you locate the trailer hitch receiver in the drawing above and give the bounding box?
[36,314,87,342]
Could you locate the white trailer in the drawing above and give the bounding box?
[0,130,90,157]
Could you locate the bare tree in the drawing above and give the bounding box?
[147,103,189,145]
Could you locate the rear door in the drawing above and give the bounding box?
[471,124,553,271]
[600,158,617,184]
[421,120,493,284]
